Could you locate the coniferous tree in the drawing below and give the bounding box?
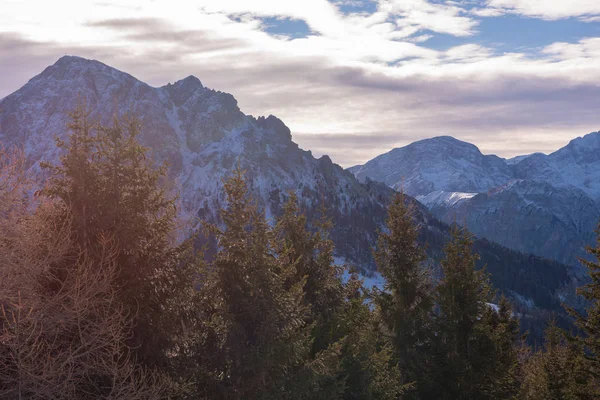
[0,147,168,399]
[191,170,337,399]
[275,193,346,353]
[275,193,406,399]
[429,226,521,399]
[568,224,600,384]
[521,320,594,400]
[338,274,406,400]
[40,105,198,371]
[374,193,434,395]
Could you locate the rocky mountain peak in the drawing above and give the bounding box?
[35,55,138,87]
[352,135,512,196]
[173,75,203,88]
[554,131,600,162]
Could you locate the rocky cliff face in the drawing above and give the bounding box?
[515,132,600,201]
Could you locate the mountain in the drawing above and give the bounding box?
[505,153,542,166]
[351,133,600,270]
[0,55,395,270]
[515,132,600,201]
[349,136,513,197]
[420,181,599,270]
[0,56,573,317]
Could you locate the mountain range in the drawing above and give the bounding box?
[350,135,600,270]
[0,56,575,322]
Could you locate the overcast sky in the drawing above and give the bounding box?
[1,0,600,166]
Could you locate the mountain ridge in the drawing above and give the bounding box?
[351,132,600,269]
[0,56,574,316]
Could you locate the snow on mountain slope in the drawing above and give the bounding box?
[515,132,600,200]
[424,180,599,269]
[351,136,513,197]
[416,191,478,209]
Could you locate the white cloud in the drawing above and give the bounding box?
[1,0,600,167]
[541,38,600,65]
[382,0,479,37]
[470,7,505,17]
[484,0,600,20]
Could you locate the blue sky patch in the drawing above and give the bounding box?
[262,17,313,39]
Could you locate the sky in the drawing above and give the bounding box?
[1,0,600,167]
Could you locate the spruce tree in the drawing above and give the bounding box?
[374,193,434,395]
[521,320,594,400]
[40,105,197,371]
[274,193,406,399]
[430,226,520,399]
[275,193,346,353]
[339,273,406,400]
[192,169,335,399]
[568,224,600,382]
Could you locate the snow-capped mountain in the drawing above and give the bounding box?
[349,136,513,197]
[351,133,600,268]
[0,56,573,314]
[515,132,600,201]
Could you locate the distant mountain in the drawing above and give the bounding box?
[0,56,573,316]
[505,153,542,166]
[419,181,599,270]
[350,133,600,269]
[515,132,600,201]
[350,136,513,197]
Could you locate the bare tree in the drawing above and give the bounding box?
[0,146,169,400]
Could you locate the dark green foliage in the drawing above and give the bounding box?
[40,105,198,371]
[521,321,595,399]
[190,170,338,399]
[274,193,406,399]
[572,225,600,370]
[374,193,434,396]
[563,223,600,396]
[427,226,521,399]
[339,274,405,400]
[275,193,346,354]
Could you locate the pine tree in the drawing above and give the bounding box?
[338,273,406,400]
[565,222,600,395]
[429,226,521,399]
[40,105,198,371]
[274,193,406,399]
[521,320,595,399]
[192,169,335,399]
[374,193,434,395]
[275,193,346,353]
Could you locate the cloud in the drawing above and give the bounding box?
[470,7,505,17]
[1,0,600,167]
[382,0,479,37]
[483,0,600,21]
[541,38,600,61]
